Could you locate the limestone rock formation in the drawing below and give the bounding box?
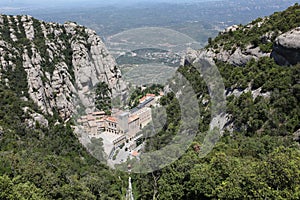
[0,15,127,120]
[182,48,271,133]
[202,44,270,66]
[203,19,275,66]
[23,107,49,128]
[271,27,300,65]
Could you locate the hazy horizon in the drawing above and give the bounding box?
[1,0,298,45]
[0,0,221,7]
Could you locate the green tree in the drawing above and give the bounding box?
[95,82,112,115]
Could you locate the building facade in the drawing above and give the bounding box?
[77,93,159,148]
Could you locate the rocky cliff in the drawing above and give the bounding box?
[181,4,300,133]
[203,23,272,66]
[271,27,300,66]
[204,4,300,66]
[0,15,126,121]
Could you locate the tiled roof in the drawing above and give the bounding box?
[137,97,154,109]
[131,151,139,157]
[139,96,147,103]
[139,94,156,103]
[95,118,106,122]
[106,116,117,123]
[146,93,156,97]
[86,115,96,121]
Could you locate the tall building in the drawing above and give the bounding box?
[132,107,152,128]
[128,114,140,139]
[117,111,129,133]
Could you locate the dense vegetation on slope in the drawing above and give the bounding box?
[131,5,300,200]
[0,15,127,199]
[220,57,300,136]
[0,82,127,199]
[128,84,163,108]
[133,61,299,199]
[207,3,300,53]
[95,82,112,115]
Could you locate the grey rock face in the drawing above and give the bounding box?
[228,48,253,66]
[23,107,49,128]
[0,15,127,120]
[182,48,271,133]
[271,27,300,66]
[184,44,268,67]
[203,21,274,66]
[205,45,270,66]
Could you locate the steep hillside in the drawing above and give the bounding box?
[0,15,126,120]
[0,15,128,199]
[183,4,300,138]
[134,4,300,200]
[203,3,300,66]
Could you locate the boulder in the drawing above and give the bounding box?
[271,27,300,66]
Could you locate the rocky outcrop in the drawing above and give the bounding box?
[204,19,275,66]
[183,48,272,133]
[293,129,300,142]
[184,46,268,67]
[201,44,270,66]
[271,27,300,66]
[23,107,49,128]
[0,15,127,120]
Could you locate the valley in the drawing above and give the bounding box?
[0,1,299,199]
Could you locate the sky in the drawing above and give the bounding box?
[0,0,220,8]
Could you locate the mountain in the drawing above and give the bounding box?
[137,4,300,199]
[0,15,127,199]
[0,4,299,200]
[198,3,300,66]
[0,14,126,121]
[182,3,300,136]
